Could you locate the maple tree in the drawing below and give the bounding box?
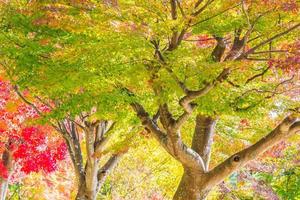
[0,0,299,200]
[0,2,132,199]
[0,78,66,200]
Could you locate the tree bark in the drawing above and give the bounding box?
[0,148,13,200]
[75,154,121,200]
[75,161,98,200]
[192,115,216,171]
[0,179,9,200]
[76,181,97,200]
[173,169,210,200]
[173,115,216,200]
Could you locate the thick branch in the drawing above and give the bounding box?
[58,121,84,182]
[192,115,216,171]
[132,103,206,171]
[224,27,253,61]
[131,103,168,146]
[167,0,179,51]
[211,36,227,62]
[194,0,204,8]
[161,130,207,172]
[64,137,85,183]
[96,153,123,191]
[204,114,300,190]
[94,122,115,155]
[173,110,194,130]
[97,154,121,180]
[1,147,13,173]
[159,104,175,130]
[170,0,177,19]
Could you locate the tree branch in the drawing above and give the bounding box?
[132,103,206,171]
[57,120,84,181]
[179,68,231,113]
[170,0,177,20]
[131,103,168,146]
[13,85,69,135]
[13,85,42,116]
[176,0,185,17]
[13,85,87,181]
[164,66,190,94]
[192,115,216,171]
[174,140,207,172]
[193,0,215,16]
[245,66,271,84]
[97,154,122,181]
[173,110,194,130]
[245,57,270,61]
[249,50,289,55]
[96,153,123,192]
[243,23,300,56]
[192,3,241,26]
[159,103,175,130]
[204,114,300,190]
[94,122,116,157]
[194,0,204,8]
[211,36,227,62]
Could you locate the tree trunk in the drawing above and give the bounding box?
[133,99,300,200]
[74,169,109,200]
[75,154,121,200]
[75,158,99,200]
[173,169,209,200]
[0,179,8,200]
[0,148,13,200]
[75,183,97,200]
[173,116,300,200]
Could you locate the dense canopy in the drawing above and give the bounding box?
[0,0,299,199]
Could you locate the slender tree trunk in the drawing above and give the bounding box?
[75,159,99,200]
[0,179,9,200]
[0,148,13,200]
[75,154,120,200]
[56,119,123,200]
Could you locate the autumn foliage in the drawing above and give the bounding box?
[0,78,66,179]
